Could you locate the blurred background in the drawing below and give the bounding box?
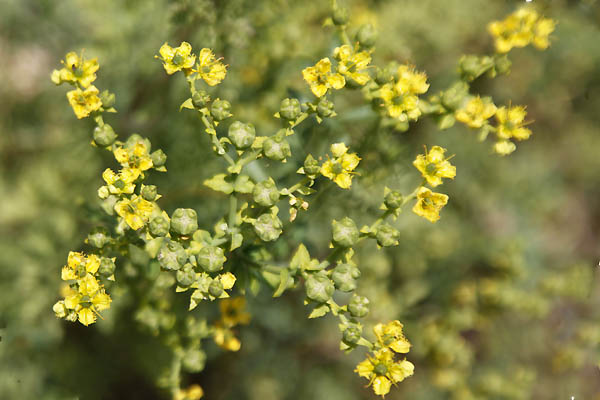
[1,0,599,399]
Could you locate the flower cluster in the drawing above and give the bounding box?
[157,42,227,86]
[488,7,556,53]
[377,64,429,122]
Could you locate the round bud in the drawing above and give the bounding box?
[279,98,301,120]
[316,98,335,118]
[208,279,224,298]
[305,272,335,303]
[331,263,360,292]
[384,190,403,210]
[332,217,359,248]
[87,227,110,248]
[182,348,206,373]
[441,82,469,110]
[192,91,210,108]
[253,213,283,242]
[149,216,170,237]
[211,99,232,121]
[176,264,196,288]
[170,208,198,236]
[197,246,226,273]
[141,185,158,201]
[357,23,377,47]
[100,90,116,108]
[375,224,400,247]
[93,124,117,147]
[343,324,362,345]
[98,257,116,277]
[157,240,187,271]
[228,121,256,149]
[494,55,512,75]
[253,179,280,207]
[332,6,349,26]
[151,149,167,167]
[303,154,321,176]
[262,136,291,161]
[348,294,370,318]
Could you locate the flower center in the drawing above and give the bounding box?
[331,162,344,175]
[373,363,388,376]
[172,53,184,66]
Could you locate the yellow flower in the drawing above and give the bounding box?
[61,252,100,280]
[488,8,555,53]
[320,143,360,189]
[396,64,430,95]
[493,140,516,156]
[60,281,112,326]
[156,42,196,75]
[378,65,428,122]
[113,141,153,177]
[175,385,204,400]
[455,96,497,129]
[334,44,371,85]
[78,308,97,326]
[195,48,227,86]
[302,58,345,97]
[533,17,556,50]
[102,168,137,195]
[114,194,154,230]
[66,85,102,119]
[219,297,251,327]
[412,187,449,223]
[373,321,411,354]
[51,51,99,88]
[213,324,241,352]
[355,348,415,397]
[413,146,456,188]
[495,105,531,141]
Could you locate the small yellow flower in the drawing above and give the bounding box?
[412,187,449,223]
[113,141,153,177]
[219,297,251,327]
[213,324,241,352]
[373,321,411,354]
[114,194,154,230]
[320,143,361,189]
[302,58,345,97]
[355,348,415,397]
[175,385,204,400]
[157,42,196,75]
[378,64,429,122]
[61,252,101,280]
[455,96,497,129]
[413,146,456,188]
[195,48,227,86]
[102,168,137,195]
[495,105,531,141]
[533,18,556,50]
[51,51,99,88]
[493,140,516,156]
[66,85,102,119]
[488,8,555,53]
[334,44,371,85]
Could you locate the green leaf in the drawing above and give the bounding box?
[234,175,254,194]
[204,174,234,194]
[231,233,243,251]
[290,244,310,271]
[273,268,290,298]
[308,304,330,319]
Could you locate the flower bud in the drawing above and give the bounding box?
[197,246,226,273]
[157,240,187,271]
[262,135,291,161]
[149,215,170,237]
[357,24,377,47]
[141,185,158,201]
[253,213,283,242]
[171,208,198,236]
[98,257,116,277]
[332,217,359,248]
[228,121,256,149]
[253,179,280,207]
[331,263,360,292]
[305,272,335,303]
[151,149,167,167]
[210,99,232,121]
[87,227,110,248]
[93,124,117,147]
[375,224,400,247]
[53,301,67,318]
[494,54,512,75]
[97,186,109,199]
[100,90,116,108]
[303,154,321,176]
[176,264,196,288]
[192,90,210,108]
[441,82,469,110]
[348,294,370,317]
[384,190,403,210]
[332,6,349,26]
[279,98,302,120]
[459,55,494,82]
[343,324,362,345]
[316,98,335,118]
[182,348,206,373]
[208,279,224,297]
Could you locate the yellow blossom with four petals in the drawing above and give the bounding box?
[114,194,154,230]
[51,51,99,88]
[320,143,361,189]
[378,64,429,122]
[66,85,102,119]
[334,44,372,85]
[302,58,346,97]
[412,187,449,223]
[455,96,497,129]
[413,146,456,188]
[195,48,227,86]
[157,42,196,75]
[355,348,415,397]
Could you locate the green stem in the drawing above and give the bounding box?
[168,348,183,397]
[200,114,236,166]
[289,112,309,130]
[228,194,238,229]
[286,177,312,194]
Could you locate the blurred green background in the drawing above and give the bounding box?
[1,0,599,399]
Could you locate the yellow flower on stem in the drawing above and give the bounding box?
[488,8,555,53]
[61,252,101,280]
[213,323,242,352]
[320,143,361,189]
[334,44,371,85]
[51,51,99,88]
[412,187,449,223]
[175,385,204,400]
[113,142,153,177]
[413,146,456,188]
[102,168,137,195]
[157,42,196,75]
[378,65,429,122]
[66,85,102,119]
[493,140,517,156]
[114,194,154,230]
[455,96,497,129]
[195,48,227,86]
[495,105,531,141]
[373,321,411,354]
[355,348,415,397]
[533,17,556,50]
[219,297,251,327]
[302,58,345,97]
[61,281,112,326]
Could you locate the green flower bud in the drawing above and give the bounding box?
[253,213,283,242]
[157,240,187,271]
[305,272,335,303]
[170,208,198,236]
[98,257,116,277]
[303,154,321,176]
[331,263,360,292]
[343,324,362,345]
[182,348,206,373]
[100,90,116,108]
[441,81,469,110]
[263,135,291,161]
[384,190,403,210]
[494,54,512,75]
[125,134,151,151]
[459,55,494,82]
[376,224,400,247]
[87,227,110,248]
[211,99,232,121]
[332,5,349,26]
[176,264,196,288]
[208,279,224,297]
[316,98,335,118]
[93,124,117,147]
[253,179,280,207]
[197,246,226,273]
[357,23,377,47]
[348,294,370,318]
[228,121,256,149]
[332,217,359,248]
[374,67,393,85]
[151,149,167,167]
[192,90,210,108]
[280,98,301,120]
[141,185,158,201]
[149,215,170,237]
